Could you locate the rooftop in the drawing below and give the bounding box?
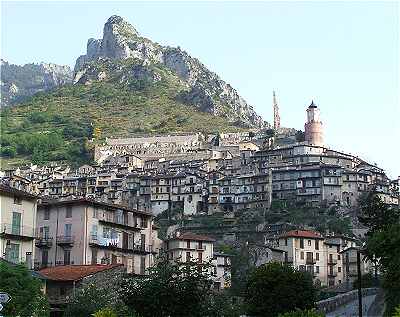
[280,229,324,240]
[39,264,123,281]
[170,232,216,242]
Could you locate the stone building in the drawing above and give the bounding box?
[39,263,124,316]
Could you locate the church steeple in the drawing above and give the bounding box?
[273,91,280,130]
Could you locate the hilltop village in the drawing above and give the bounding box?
[1,99,399,314]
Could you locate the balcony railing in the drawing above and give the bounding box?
[89,235,153,253]
[56,236,75,246]
[306,258,316,265]
[0,223,35,240]
[327,258,338,265]
[328,272,338,277]
[35,237,53,248]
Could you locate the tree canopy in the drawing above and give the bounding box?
[245,262,316,317]
[358,191,400,315]
[0,261,50,317]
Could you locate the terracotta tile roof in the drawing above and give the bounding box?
[39,264,122,281]
[280,229,324,240]
[171,232,215,242]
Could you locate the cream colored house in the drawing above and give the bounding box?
[164,232,231,290]
[276,230,328,286]
[0,184,37,268]
[35,199,156,275]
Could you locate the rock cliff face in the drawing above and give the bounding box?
[1,59,73,106]
[74,15,266,128]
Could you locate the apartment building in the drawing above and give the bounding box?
[35,199,156,275]
[164,232,231,289]
[276,230,327,286]
[0,184,37,268]
[218,173,271,212]
[340,246,372,288]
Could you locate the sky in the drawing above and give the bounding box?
[1,1,399,178]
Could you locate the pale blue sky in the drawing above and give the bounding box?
[1,1,399,178]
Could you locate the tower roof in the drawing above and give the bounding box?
[308,100,317,109]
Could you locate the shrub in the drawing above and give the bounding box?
[92,308,117,317]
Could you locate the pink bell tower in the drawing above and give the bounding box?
[304,100,324,146]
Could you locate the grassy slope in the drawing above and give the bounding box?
[0,60,242,168]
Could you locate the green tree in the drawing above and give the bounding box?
[64,282,132,317]
[0,262,50,317]
[245,262,316,317]
[358,192,400,316]
[120,256,234,317]
[358,190,400,235]
[0,145,17,157]
[295,130,305,142]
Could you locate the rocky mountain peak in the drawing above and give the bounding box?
[1,60,72,107]
[73,16,267,128]
[104,15,139,38]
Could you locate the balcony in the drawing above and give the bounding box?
[89,235,153,254]
[306,258,316,265]
[98,216,142,231]
[0,223,35,240]
[56,236,75,247]
[328,272,338,278]
[35,237,53,248]
[327,258,338,265]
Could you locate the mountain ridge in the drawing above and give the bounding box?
[0,59,73,107]
[73,15,267,128]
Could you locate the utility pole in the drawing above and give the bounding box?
[357,250,363,317]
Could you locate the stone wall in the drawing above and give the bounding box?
[316,287,379,314]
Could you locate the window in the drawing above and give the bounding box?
[338,254,341,260]
[65,224,72,237]
[7,243,20,263]
[140,256,146,275]
[186,252,191,261]
[284,238,288,246]
[44,208,50,220]
[66,206,72,218]
[338,267,342,273]
[300,238,304,249]
[11,212,22,235]
[316,266,320,273]
[13,195,22,205]
[300,251,304,260]
[64,250,71,265]
[308,240,311,246]
[316,252,319,261]
[187,240,191,249]
[91,248,98,265]
[92,207,98,218]
[60,287,67,297]
[315,240,319,250]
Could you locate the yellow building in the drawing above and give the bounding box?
[0,184,37,268]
